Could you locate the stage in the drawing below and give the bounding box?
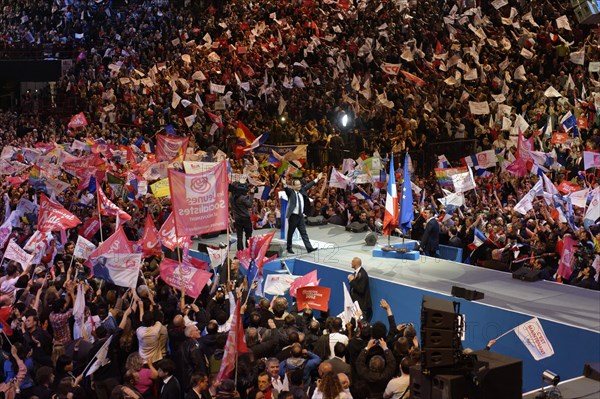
[196,224,600,392]
[200,224,600,332]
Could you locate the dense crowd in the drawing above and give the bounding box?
[1,0,600,398]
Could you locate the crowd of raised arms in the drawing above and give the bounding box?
[0,0,599,398]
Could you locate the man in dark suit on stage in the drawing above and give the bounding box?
[157,359,181,399]
[348,257,372,322]
[421,208,440,257]
[283,172,323,254]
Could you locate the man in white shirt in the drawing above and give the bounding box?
[328,317,349,359]
[384,357,414,399]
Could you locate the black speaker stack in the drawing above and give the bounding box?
[412,295,523,399]
[420,295,462,370]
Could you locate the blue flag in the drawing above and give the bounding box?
[399,153,414,234]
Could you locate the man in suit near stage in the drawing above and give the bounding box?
[157,359,181,399]
[421,208,440,257]
[283,173,323,254]
[348,257,372,322]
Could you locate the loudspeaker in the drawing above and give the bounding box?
[197,243,209,254]
[472,350,522,399]
[410,364,431,399]
[431,373,466,399]
[421,328,458,348]
[200,231,221,239]
[512,267,541,282]
[266,242,284,258]
[421,296,457,330]
[365,232,378,246]
[451,286,484,301]
[421,348,458,369]
[584,362,600,381]
[480,260,510,272]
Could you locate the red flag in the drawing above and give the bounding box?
[207,112,224,128]
[558,235,577,280]
[297,286,331,311]
[155,134,190,162]
[97,186,131,223]
[289,270,319,297]
[85,225,134,269]
[400,70,426,86]
[159,258,212,299]
[167,162,229,237]
[236,231,276,270]
[141,216,162,257]
[79,218,101,240]
[38,194,82,233]
[216,301,249,381]
[158,213,191,251]
[236,121,256,146]
[68,112,88,129]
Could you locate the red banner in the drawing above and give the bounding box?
[296,286,331,311]
[155,134,189,162]
[159,258,212,299]
[79,217,101,240]
[558,235,577,280]
[289,269,319,297]
[68,112,88,129]
[551,132,568,144]
[168,161,229,237]
[38,194,82,233]
[577,117,588,130]
[557,181,581,194]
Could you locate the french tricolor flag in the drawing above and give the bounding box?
[254,186,271,200]
[382,154,398,236]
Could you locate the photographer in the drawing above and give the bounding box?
[229,182,255,251]
[355,338,396,399]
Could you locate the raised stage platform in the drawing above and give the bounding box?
[200,224,600,332]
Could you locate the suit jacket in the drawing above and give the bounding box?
[349,267,372,311]
[421,218,440,253]
[160,377,181,399]
[327,356,352,377]
[284,180,317,218]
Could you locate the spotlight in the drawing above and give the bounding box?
[341,113,348,127]
[280,116,286,122]
[537,370,562,399]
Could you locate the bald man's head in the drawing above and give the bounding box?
[318,361,333,377]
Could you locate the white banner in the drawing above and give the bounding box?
[74,235,97,259]
[514,317,554,361]
[451,170,476,193]
[5,240,34,267]
[469,101,490,115]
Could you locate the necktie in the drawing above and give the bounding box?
[297,192,302,214]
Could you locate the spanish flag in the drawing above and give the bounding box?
[236,121,256,146]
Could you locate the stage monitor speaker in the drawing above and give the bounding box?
[472,350,522,399]
[365,232,378,246]
[266,242,284,258]
[512,267,541,282]
[584,362,600,381]
[421,328,458,348]
[197,243,209,254]
[451,285,484,301]
[421,348,458,369]
[421,296,457,330]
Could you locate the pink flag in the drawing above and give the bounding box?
[168,161,229,237]
[158,213,191,250]
[381,63,401,75]
[159,258,212,299]
[216,301,249,381]
[38,194,82,233]
[5,240,34,268]
[141,216,162,257]
[68,112,88,129]
[97,186,131,223]
[558,235,577,280]
[87,226,133,261]
[289,269,319,297]
[155,134,190,162]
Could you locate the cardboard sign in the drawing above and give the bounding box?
[296,286,331,311]
[551,132,568,145]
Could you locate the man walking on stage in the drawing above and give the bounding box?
[283,173,323,254]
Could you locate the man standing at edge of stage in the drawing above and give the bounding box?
[283,172,323,254]
[348,257,372,322]
[421,208,440,257]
